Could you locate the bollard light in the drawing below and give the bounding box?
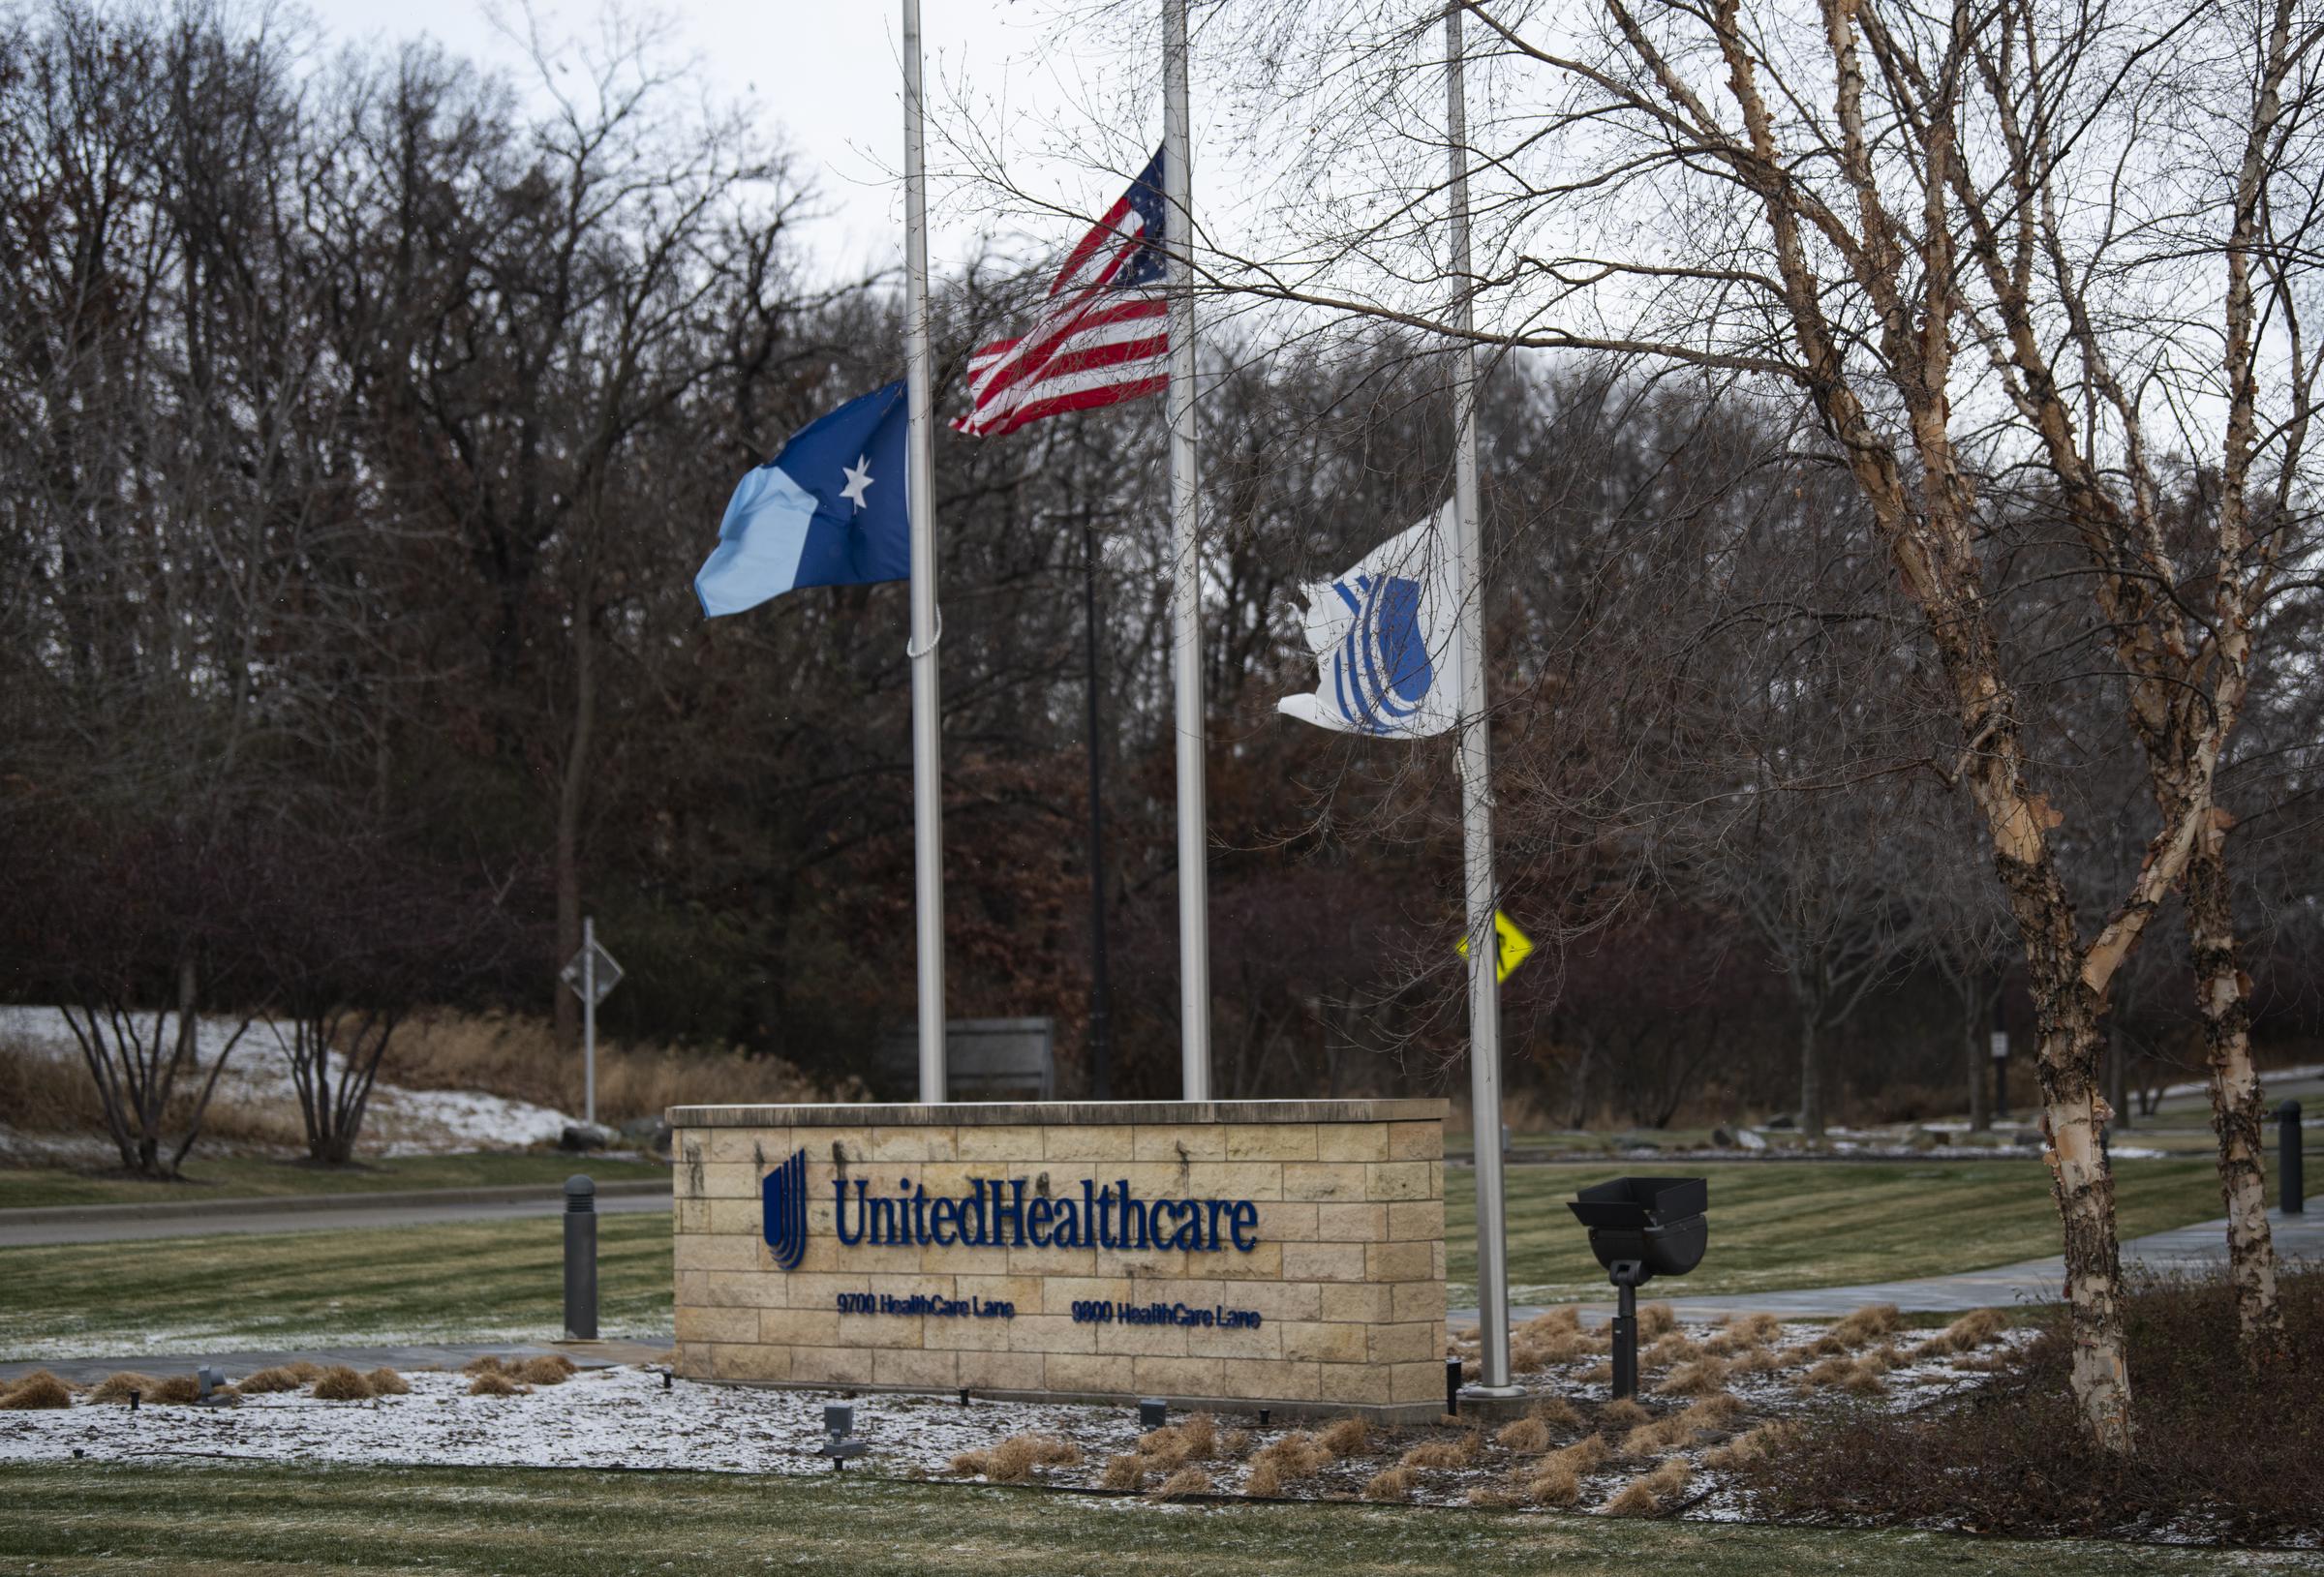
[662,1369,673,1391]
[564,1175,599,1341]
[822,1402,866,1471]
[1568,1176,1710,1401]
[1445,1356,1463,1418]
[1139,1398,1168,1431]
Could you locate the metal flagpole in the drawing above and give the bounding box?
[1083,516,1114,1101]
[902,0,947,1104]
[1448,1,1518,1400]
[1162,0,1211,1101]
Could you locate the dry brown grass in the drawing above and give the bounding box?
[1517,1306,1582,1338]
[1547,1434,1612,1475]
[1098,1453,1149,1492]
[467,1372,531,1397]
[0,1371,73,1410]
[235,1366,314,1395]
[1495,1415,1553,1453]
[309,1366,373,1401]
[462,1355,508,1377]
[146,1375,204,1405]
[1467,1484,1524,1508]
[1155,1465,1212,1500]
[1641,1331,1700,1368]
[1238,1459,1283,1498]
[1605,1457,1692,1516]
[1701,1420,1802,1471]
[1528,1395,1584,1431]
[1829,1303,1904,1347]
[1676,1393,1746,1429]
[1131,1415,1216,1471]
[1512,1330,1597,1369]
[1910,1307,2009,1359]
[1636,1302,1677,1339]
[1596,1398,1652,1431]
[364,1368,411,1396]
[0,1042,303,1149]
[1797,1355,1855,1390]
[513,1354,576,1386]
[86,1373,158,1405]
[1218,1429,1251,1458]
[1653,1357,1733,1397]
[953,1433,1083,1482]
[1362,1465,1418,1501]
[1728,1347,1784,1375]
[1398,1432,1483,1471]
[382,1010,842,1126]
[1526,1461,1582,1505]
[1247,1431,1333,1492]
[1315,1416,1371,1455]
[1838,1359,1891,1397]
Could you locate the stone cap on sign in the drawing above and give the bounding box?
[665,1098,1450,1129]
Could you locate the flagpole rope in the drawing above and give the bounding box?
[905,608,943,660]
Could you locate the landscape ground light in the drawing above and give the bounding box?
[1568,1177,1710,1400]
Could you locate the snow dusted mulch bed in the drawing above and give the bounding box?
[0,1312,2034,1519]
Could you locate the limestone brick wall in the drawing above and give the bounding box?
[668,1100,1449,1420]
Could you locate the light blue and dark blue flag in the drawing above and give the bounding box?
[695,382,911,617]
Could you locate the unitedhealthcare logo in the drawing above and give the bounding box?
[762,1148,809,1270]
[757,1146,1263,1263]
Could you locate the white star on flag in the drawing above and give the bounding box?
[840,455,874,510]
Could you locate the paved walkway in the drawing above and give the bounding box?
[1452,1206,2323,1326]
[0,1338,672,1387]
[0,1181,672,1248]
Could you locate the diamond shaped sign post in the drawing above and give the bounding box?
[560,919,622,1126]
[1455,909,1536,985]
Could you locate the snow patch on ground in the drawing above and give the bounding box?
[0,1006,580,1159]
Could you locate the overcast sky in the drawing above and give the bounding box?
[295,0,1177,280]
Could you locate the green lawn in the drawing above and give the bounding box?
[1449,1155,2318,1303]
[0,1152,669,1211]
[0,1213,673,1360]
[0,1462,2303,1577]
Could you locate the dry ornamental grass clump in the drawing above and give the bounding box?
[1653,1357,1732,1398]
[364,1368,411,1396]
[1398,1431,1483,1471]
[1909,1307,2008,1359]
[0,1371,73,1410]
[1528,1395,1584,1431]
[1466,1484,1524,1508]
[1636,1302,1677,1339]
[1315,1416,1370,1455]
[1495,1415,1553,1453]
[467,1372,531,1397]
[1519,1307,1582,1338]
[1527,1460,1582,1505]
[1704,1313,1784,1355]
[1156,1465,1211,1500]
[1596,1398,1653,1431]
[1641,1332,1700,1369]
[235,1366,312,1396]
[1605,1457,1692,1517]
[1829,1303,1903,1348]
[1361,1465,1417,1501]
[1700,1420,1801,1471]
[145,1375,205,1405]
[86,1373,158,1406]
[1098,1453,1149,1493]
[513,1355,576,1386]
[1217,1429,1251,1457]
[310,1366,373,1401]
[1242,1430,1333,1497]
[952,1433,1084,1483]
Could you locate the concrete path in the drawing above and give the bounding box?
[0,1180,672,1248]
[0,1338,673,1387]
[1452,1205,2323,1327]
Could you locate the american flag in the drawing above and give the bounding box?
[954,149,1170,439]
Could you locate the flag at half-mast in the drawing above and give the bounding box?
[954,149,1170,438]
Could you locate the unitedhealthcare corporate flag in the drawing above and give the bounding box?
[696,382,911,617]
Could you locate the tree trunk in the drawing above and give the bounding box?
[1798,1011,1822,1139]
[1964,993,1988,1134]
[2033,1011,2135,1451]
[2185,834,2283,1358]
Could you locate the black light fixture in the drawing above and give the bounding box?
[1567,1176,1709,1399]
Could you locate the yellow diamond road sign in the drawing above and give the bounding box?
[1456,910,1535,984]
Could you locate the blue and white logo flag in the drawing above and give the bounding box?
[1277,500,1466,739]
[695,382,911,617]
